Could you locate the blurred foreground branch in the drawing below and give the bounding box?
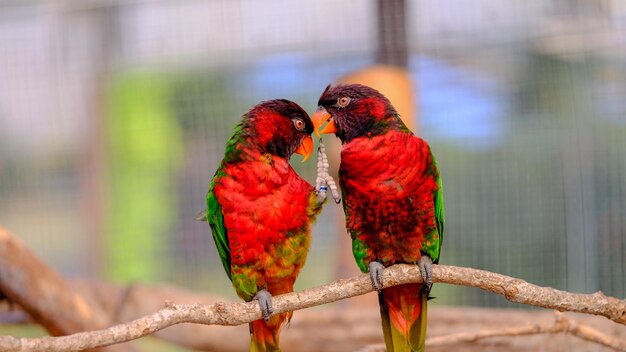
[0,227,133,352]
[359,311,626,352]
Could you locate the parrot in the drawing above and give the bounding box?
[204,99,332,352]
[312,84,444,352]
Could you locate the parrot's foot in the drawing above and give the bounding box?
[368,261,385,292]
[315,140,341,204]
[253,290,273,322]
[418,255,434,293]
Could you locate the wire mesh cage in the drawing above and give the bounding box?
[0,0,624,326]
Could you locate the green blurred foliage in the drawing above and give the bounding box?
[104,71,183,282]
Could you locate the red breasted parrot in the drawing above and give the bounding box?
[205,99,325,352]
[312,84,444,352]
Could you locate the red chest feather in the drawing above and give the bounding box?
[340,131,439,263]
[213,151,313,266]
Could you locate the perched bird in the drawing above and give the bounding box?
[204,99,327,352]
[312,84,444,352]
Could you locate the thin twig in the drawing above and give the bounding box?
[358,312,626,352]
[1,264,625,351]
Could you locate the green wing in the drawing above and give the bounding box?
[205,120,248,282]
[207,168,232,281]
[432,154,444,263]
[423,150,445,264]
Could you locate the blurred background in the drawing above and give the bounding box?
[0,0,625,348]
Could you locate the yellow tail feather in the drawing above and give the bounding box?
[379,283,428,352]
[250,313,289,352]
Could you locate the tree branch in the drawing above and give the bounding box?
[358,312,626,352]
[434,265,626,325]
[1,264,625,351]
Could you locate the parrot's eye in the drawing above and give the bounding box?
[337,96,351,107]
[293,119,305,131]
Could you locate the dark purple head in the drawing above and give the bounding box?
[312,84,399,143]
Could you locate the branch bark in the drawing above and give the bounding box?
[434,265,626,325]
[1,262,626,351]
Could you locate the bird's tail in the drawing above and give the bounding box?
[249,312,290,352]
[379,283,428,352]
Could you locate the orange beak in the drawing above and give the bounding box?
[312,107,337,138]
[294,135,313,162]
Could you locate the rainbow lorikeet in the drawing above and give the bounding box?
[312,84,444,352]
[204,99,330,352]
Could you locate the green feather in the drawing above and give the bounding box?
[422,149,445,264]
[205,118,250,282]
[433,155,445,263]
[352,237,370,273]
[207,168,231,280]
[223,119,248,163]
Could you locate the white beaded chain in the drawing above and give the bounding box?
[315,140,341,204]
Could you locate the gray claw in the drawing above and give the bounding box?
[368,261,385,292]
[253,290,273,322]
[418,255,434,293]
